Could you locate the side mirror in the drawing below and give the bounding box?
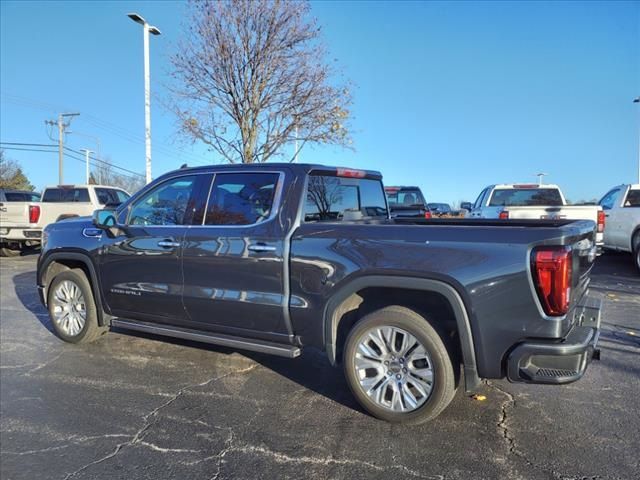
[93,209,117,229]
[460,202,472,211]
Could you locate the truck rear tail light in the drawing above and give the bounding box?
[499,211,509,219]
[29,205,41,224]
[531,246,572,316]
[336,168,366,178]
[424,210,432,219]
[596,210,605,233]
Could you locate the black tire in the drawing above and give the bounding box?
[633,232,640,274]
[343,305,456,424]
[47,268,107,343]
[0,246,22,257]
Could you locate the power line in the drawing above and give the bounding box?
[1,91,207,165]
[0,146,59,153]
[0,142,57,148]
[64,146,145,177]
[1,141,144,179]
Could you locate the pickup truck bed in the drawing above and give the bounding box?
[36,163,602,424]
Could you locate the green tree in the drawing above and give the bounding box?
[0,150,35,191]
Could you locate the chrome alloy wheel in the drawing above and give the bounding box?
[51,280,87,336]
[353,326,434,412]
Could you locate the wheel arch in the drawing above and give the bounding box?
[39,251,109,326]
[323,275,480,392]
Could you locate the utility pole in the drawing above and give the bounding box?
[45,113,79,184]
[81,149,93,184]
[535,172,548,186]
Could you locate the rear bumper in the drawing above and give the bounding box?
[507,297,601,384]
[0,227,42,242]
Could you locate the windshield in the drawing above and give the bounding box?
[489,188,563,207]
[3,192,40,202]
[385,188,425,207]
[305,175,388,221]
[42,188,90,203]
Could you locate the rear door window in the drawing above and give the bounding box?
[42,188,90,202]
[489,188,563,207]
[305,175,388,221]
[204,172,280,226]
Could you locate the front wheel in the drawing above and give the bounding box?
[47,269,107,343]
[343,305,456,424]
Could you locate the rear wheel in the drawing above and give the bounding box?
[0,245,22,257]
[47,269,107,343]
[633,232,640,273]
[343,305,456,424]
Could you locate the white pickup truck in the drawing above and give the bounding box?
[599,184,640,272]
[0,189,43,256]
[0,185,129,257]
[468,183,605,248]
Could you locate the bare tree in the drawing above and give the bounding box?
[170,0,352,164]
[91,157,145,195]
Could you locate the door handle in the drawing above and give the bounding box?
[248,244,276,252]
[158,240,181,248]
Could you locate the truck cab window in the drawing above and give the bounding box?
[304,175,388,221]
[204,172,279,226]
[128,176,197,226]
[624,189,640,207]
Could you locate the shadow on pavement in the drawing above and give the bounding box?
[12,271,55,334]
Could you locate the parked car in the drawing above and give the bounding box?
[468,183,604,248]
[0,184,129,257]
[598,184,640,272]
[384,186,431,218]
[427,202,452,217]
[0,189,42,256]
[37,164,601,424]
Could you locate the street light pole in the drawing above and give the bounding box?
[81,149,93,183]
[634,97,640,184]
[128,13,161,184]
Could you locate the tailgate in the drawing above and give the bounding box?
[506,205,600,222]
[0,202,30,226]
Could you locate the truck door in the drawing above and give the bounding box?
[181,170,291,341]
[99,173,211,325]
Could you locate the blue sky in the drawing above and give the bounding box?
[1,0,638,203]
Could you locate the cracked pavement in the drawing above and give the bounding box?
[1,252,639,479]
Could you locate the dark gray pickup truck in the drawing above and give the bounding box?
[37,163,601,423]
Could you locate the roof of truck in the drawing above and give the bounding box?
[162,163,383,179]
[491,183,561,189]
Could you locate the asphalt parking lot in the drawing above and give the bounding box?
[1,252,639,480]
